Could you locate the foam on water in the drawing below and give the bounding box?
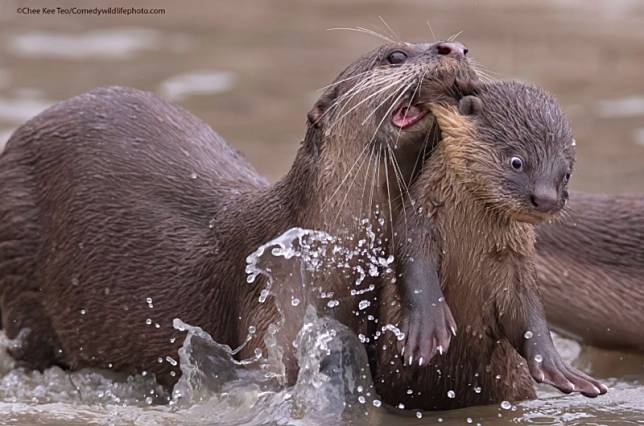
[595,95,644,118]
[159,71,235,101]
[8,29,162,60]
[0,97,52,123]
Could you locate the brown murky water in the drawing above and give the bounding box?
[0,0,643,424]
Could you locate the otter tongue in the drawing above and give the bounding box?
[392,104,425,128]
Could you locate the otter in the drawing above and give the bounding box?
[375,81,607,411]
[535,192,644,352]
[0,41,476,387]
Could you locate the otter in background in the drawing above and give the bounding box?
[536,193,644,352]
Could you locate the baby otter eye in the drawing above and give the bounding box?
[387,50,408,65]
[510,156,524,171]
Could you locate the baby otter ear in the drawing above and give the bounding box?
[307,87,338,128]
[458,96,483,116]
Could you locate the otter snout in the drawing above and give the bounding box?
[530,185,559,213]
[433,42,468,59]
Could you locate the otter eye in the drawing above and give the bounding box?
[510,156,524,171]
[387,50,408,65]
[563,172,571,184]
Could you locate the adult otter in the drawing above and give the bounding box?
[375,81,607,411]
[535,192,644,352]
[0,41,476,387]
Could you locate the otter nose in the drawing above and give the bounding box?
[433,42,468,59]
[530,186,559,213]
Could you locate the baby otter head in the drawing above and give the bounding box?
[433,81,575,224]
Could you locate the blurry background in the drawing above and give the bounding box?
[1,0,643,193]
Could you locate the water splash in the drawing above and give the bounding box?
[0,227,641,424]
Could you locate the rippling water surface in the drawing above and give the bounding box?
[0,0,643,424]
[1,227,643,425]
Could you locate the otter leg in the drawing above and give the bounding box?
[396,211,455,367]
[499,280,608,398]
[1,289,62,370]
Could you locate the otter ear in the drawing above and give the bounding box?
[307,87,338,128]
[458,96,483,116]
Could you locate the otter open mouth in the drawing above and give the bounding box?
[392,104,428,129]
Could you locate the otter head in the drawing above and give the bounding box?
[433,81,575,224]
[306,41,478,222]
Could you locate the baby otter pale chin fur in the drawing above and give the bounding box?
[376,81,607,410]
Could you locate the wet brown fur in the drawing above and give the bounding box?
[0,42,477,387]
[535,192,644,352]
[376,102,537,410]
[375,82,606,410]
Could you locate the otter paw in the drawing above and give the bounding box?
[398,302,456,367]
[528,354,608,397]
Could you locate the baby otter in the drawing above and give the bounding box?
[376,81,607,410]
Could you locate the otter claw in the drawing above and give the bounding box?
[527,351,606,398]
[399,301,456,368]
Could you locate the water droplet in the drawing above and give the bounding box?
[326,300,339,308]
[358,395,366,404]
[165,356,178,366]
[145,318,152,325]
[80,309,86,315]
[254,347,262,358]
[501,400,512,410]
[534,354,543,363]
[447,390,456,398]
[372,399,382,407]
[190,172,197,179]
[495,374,501,380]
[467,418,473,424]
[524,330,533,339]
[406,389,413,395]
[416,411,423,419]
[474,386,482,393]
[71,276,80,286]
[248,325,256,334]
[358,300,371,310]
[291,297,300,306]
[397,403,405,409]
